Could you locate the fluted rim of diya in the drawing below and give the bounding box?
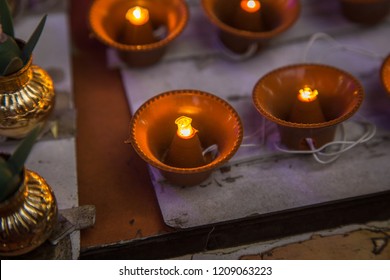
[381,54,390,95]
[252,63,364,129]
[89,0,189,51]
[129,90,243,174]
[201,0,301,40]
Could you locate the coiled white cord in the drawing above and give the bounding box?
[275,120,376,164]
[302,32,385,63]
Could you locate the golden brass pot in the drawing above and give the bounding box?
[0,169,58,256]
[0,57,55,139]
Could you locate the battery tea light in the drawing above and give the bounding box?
[233,0,263,32]
[290,86,326,124]
[89,0,189,67]
[165,116,207,168]
[201,0,300,55]
[120,6,155,45]
[128,90,243,186]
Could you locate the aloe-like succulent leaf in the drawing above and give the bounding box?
[21,15,47,64]
[0,0,14,37]
[0,167,16,201]
[2,56,23,75]
[7,126,41,176]
[0,158,14,201]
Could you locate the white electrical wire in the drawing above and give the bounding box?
[241,116,267,146]
[275,120,377,164]
[217,38,258,61]
[302,32,386,63]
[202,144,218,158]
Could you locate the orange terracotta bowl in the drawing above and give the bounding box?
[89,0,188,67]
[339,0,390,25]
[201,0,301,54]
[252,64,364,150]
[381,54,390,95]
[128,90,243,186]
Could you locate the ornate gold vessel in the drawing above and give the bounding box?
[0,169,58,256]
[0,57,55,139]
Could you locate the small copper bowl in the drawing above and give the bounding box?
[128,90,243,186]
[381,54,390,95]
[89,0,189,67]
[252,64,364,150]
[339,0,390,24]
[201,0,300,54]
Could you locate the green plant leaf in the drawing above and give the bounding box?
[0,126,42,201]
[21,15,47,64]
[0,0,14,37]
[2,56,23,75]
[7,126,41,177]
[0,156,14,201]
[0,170,15,201]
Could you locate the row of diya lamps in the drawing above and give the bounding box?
[87,0,390,186]
[0,0,389,257]
[88,0,390,67]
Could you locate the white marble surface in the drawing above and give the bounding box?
[116,0,390,229]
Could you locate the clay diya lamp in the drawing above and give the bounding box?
[128,90,243,186]
[89,0,189,67]
[338,0,390,25]
[381,54,390,95]
[252,64,364,150]
[201,0,300,54]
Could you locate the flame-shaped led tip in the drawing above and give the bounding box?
[241,0,261,13]
[298,86,319,102]
[126,6,149,26]
[175,116,196,139]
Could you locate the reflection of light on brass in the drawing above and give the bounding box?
[175,116,196,139]
[0,58,55,139]
[241,0,261,13]
[0,169,57,256]
[298,86,319,102]
[126,6,149,25]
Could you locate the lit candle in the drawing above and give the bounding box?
[120,6,155,45]
[232,0,263,34]
[165,115,206,168]
[175,116,197,139]
[289,86,326,124]
[298,87,319,103]
[126,6,150,26]
[240,0,261,13]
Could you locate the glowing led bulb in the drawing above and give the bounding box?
[126,6,149,26]
[241,0,261,13]
[298,86,319,102]
[175,116,196,139]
